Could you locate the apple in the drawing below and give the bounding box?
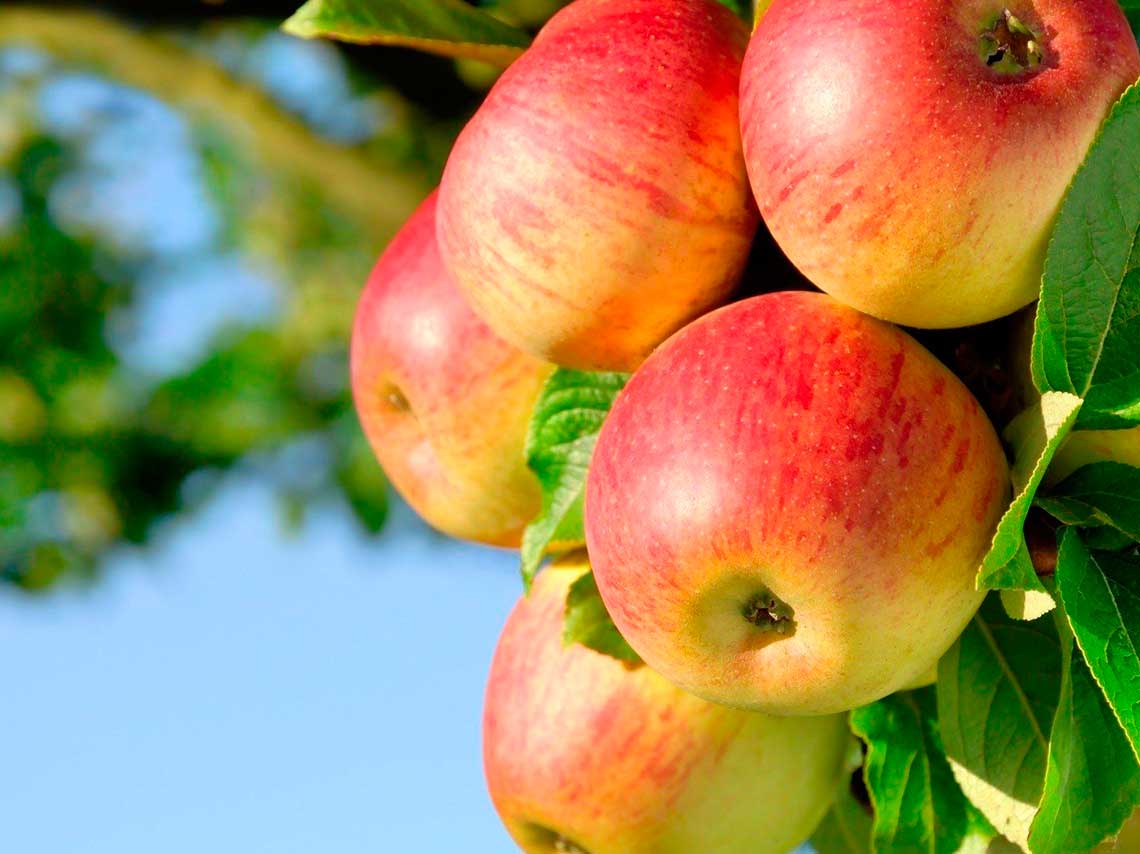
[739,0,1140,329]
[484,552,851,853]
[585,292,1010,716]
[1007,305,1140,484]
[437,0,758,372]
[1050,427,1140,483]
[350,191,553,547]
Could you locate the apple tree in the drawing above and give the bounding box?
[299,0,1140,851]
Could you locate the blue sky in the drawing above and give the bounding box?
[0,481,519,853]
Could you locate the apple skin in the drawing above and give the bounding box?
[1050,427,1140,483]
[437,0,758,372]
[484,553,851,854]
[739,0,1140,329]
[585,292,1011,715]
[350,192,553,547]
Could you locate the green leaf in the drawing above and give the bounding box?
[810,779,873,854]
[283,0,532,65]
[1028,614,1140,853]
[1083,525,1138,552]
[999,587,1056,622]
[937,596,1063,850]
[714,0,752,23]
[1032,83,1140,430]
[978,392,1083,591]
[988,538,1045,603]
[519,369,628,588]
[562,568,640,663]
[851,688,993,854]
[1055,529,1140,764]
[1038,462,1140,542]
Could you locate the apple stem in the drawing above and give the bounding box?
[742,589,795,634]
[979,9,1044,74]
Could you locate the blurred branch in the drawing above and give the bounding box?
[0,5,428,246]
[0,8,426,590]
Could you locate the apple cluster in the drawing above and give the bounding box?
[351,0,1140,850]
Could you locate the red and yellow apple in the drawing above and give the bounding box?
[585,292,1010,715]
[350,192,552,547]
[484,553,851,853]
[739,0,1140,329]
[438,0,758,372]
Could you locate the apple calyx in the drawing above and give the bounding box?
[526,824,590,854]
[553,838,589,854]
[742,588,795,635]
[384,384,412,413]
[979,9,1043,74]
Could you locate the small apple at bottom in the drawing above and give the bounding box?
[438,0,758,371]
[739,0,1140,329]
[485,553,851,853]
[586,292,1010,716]
[351,191,553,547]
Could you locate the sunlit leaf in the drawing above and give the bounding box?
[284,0,531,65]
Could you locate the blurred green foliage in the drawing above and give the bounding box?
[0,9,483,591]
